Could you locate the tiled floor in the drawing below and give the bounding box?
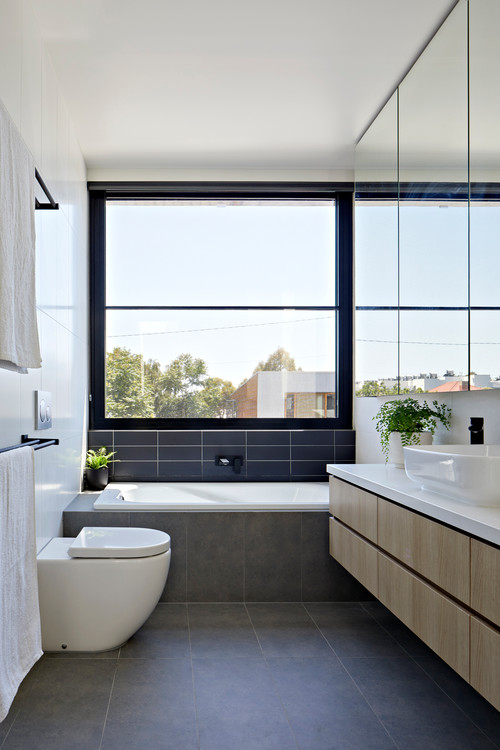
[1,601,499,750]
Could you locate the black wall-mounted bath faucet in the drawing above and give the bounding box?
[215,455,244,474]
[469,417,484,444]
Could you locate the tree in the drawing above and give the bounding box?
[105,347,155,417]
[253,347,298,373]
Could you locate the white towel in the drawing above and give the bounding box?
[0,445,42,722]
[0,98,41,373]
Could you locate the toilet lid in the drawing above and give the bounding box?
[68,527,170,558]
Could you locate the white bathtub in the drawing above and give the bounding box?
[93,481,329,511]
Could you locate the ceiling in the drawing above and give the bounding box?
[34,0,458,173]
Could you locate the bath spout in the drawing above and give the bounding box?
[469,417,484,445]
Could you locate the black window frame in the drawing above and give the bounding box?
[89,182,353,430]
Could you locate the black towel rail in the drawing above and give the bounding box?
[35,168,59,210]
[0,435,60,455]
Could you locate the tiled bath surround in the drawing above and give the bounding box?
[87,429,355,482]
[63,495,369,603]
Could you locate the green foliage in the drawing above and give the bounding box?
[356,381,423,397]
[374,397,452,461]
[106,347,155,418]
[85,446,117,469]
[253,347,299,373]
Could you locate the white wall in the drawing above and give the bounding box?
[0,0,88,551]
[354,390,500,464]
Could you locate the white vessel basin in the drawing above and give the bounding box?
[403,444,500,507]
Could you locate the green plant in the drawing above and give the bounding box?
[374,397,452,461]
[85,446,118,469]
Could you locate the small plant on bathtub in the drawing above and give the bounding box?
[85,447,118,491]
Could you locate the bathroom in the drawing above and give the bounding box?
[0,0,499,747]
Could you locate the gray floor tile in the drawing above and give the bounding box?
[0,664,40,744]
[415,656,500,749]
[101,658,198,750]
[189,602,262,658]
[119,603,190,659]
[362,601,435,657]
[193,657,298,750]
[2,658,116,750]
[305,603,406,658]
[268,657,397,750]
[246,603,334,658]
[343,656,498,750]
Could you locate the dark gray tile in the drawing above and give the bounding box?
[334,430,356,446]
[193,658,297,750]
[114,446,157,461]
[362,601,434,657]
[188,603,261,658]
[159,445,202,460]
[113,431,157,446]
[119,603,190,659]
[268,657,397,750]
[101,658,197,750]
[2,658,116,750]
[305,603,405,658]
[62,510,131,537]
[290,460,329,478]
[202,445,245,461]
[291,445,335,461]
[247,431,290,446]
[246,461,290,479]
[159,431,201,446]
[87,431,113,448]
[334,444,356,462]
[187,513,244,600]
[291,431,335,446]
[203,431,246,446]
[247,445,290,461]
[343,656,498,750]
[158,461,202,480]
[0,663,40,743]
[112,461,157,480]
[133,512,187,602]
[202,461,246,481]
[245,513,301,601]
[246,603,333,658]
[415,656,500,747]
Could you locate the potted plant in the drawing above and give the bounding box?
[374,397,452,466]
[85,447,118,490]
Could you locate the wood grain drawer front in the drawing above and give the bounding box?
[470,617,500,711]
[329,519,378,596]
[329,477,377,543]
[377,498,470,605]
[378,553,470,681]
[471,540,500,627]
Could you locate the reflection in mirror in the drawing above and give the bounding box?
[355,311,398,396]
[470,312,500,387]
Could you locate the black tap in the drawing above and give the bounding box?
[469,417,484,444]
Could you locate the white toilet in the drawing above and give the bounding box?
[37,526,171,652]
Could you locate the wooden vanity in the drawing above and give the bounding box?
[328,466,500,711]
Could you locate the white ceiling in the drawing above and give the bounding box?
[34,0,458,172]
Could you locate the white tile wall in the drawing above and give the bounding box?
[0,0,88,552]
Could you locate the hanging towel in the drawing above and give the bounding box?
[0,445,42,722]
[0,98,41,373]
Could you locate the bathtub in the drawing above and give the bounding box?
[93,481,329,511]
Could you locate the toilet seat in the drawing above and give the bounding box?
[68,526,170,558]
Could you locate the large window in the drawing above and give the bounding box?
[89,184,353,429]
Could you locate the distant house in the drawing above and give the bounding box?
[428,380,482,392]
[231,371,335,418]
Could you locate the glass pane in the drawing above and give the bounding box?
[400,311,468,391]
[470,312,500,387]
[470,203,500,307]
[355,92,398,307]
[398,0,468,307]
[105,310,336,418]
[355,311,399,395]
[106,199,336,307]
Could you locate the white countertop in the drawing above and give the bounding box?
[327,464,500,547]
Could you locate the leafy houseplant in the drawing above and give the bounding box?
[374,398,452,465]
[85,447,118,491]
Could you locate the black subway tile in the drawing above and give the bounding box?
[246,461,290,479]
[114,431,157,447]
[291,431,335,446]
[159,446,202,461]
[202,461,246,481]
[334,445,356,462]
[159,431,201,446]
[112,461,158,479]
[247,431,290,446]
[88,431,113,449]
[114,446,157,461]
[247,445,290,461]
[202,431,246,446]
[203,445,245,461]
[291,460,330,477]
[334,430,356,446]
[291,445,335,462]
[158,462,202,480]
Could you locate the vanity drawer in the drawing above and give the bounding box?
[329,518,378,596]
[471,539,500,627]
[378,553,470,680]
[377,497,470,605]
[470,616,500,711]
[329,477,377,543]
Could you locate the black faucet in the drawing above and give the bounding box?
[469,417,484,444]
[215,455,244,474]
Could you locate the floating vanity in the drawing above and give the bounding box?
[327,464,500,711]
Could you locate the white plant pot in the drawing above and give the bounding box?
[388,431,432,468]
